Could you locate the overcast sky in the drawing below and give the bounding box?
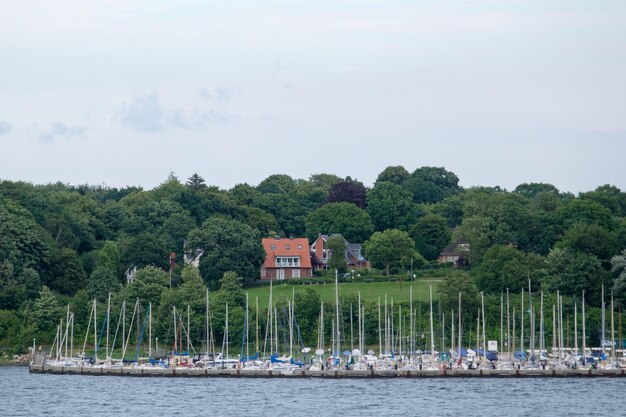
[1,0,625,194]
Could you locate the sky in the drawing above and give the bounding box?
[1,0,625,194]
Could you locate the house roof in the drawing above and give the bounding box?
[439,238,469,256]
[262,237,312,268]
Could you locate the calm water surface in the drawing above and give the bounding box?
[1,366,625,416]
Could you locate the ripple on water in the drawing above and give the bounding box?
[2,367,626,417]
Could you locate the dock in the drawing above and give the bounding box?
[28,363,626,378]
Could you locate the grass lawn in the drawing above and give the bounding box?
[244,279,442,310]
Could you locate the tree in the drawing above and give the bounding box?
[476,245,546,294]
[555,222,618,261]
[187,217,265,287]
[437,272,479,324]
[326,235,348,273]
[544,248,610,303]
[119,232,169,270]
[556,199,615,231]
[366,182,417,231]
[211,271,247,347]
[580,184,625,217]
[119,266,169,308]
[612,250,626,308]
[514,183,560,199]
[86,241,122,301]
[293,288,321,346]
[33,286,62,335]
[375,166,409,186]
[47,247,86,296]
[253,194,308,237]
[408,214,451,261]
[236,206,280,237]
[363,229,421,275]
[402,166,462,204]
[305,202,374,243]
[308,173,343,190]
[0,196,50,278]
[186,173,207,190]
[256,174,296,194]
[325,179,367,208]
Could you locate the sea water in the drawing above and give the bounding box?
[1,366,624,416]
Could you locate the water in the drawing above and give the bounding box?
[1,366,625,417]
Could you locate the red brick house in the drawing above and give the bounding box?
[310,234,370,270]
[260,237,313,280]
[438,238,470,266]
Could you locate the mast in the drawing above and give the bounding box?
[602,284,606,348]
[451,309,455,353]
[429,285,435,361]
[65,305,70,359]
[528,277,533,362]
[378,297,382,356]
[291,288,295,357]
[458,292,462,361]
[559,292,564,363]
[70,312,74,359]
[506,288,510,361]
[122,301,126,360]
[173,306,177,356]
[187,305,190,354]
[410,286,413,359]
[350,304,354,351]
[611,292,615,364]
[149,302,152,358]
[582,291,587,365]
[255,296,259,354]
[574,302,578,356]
[500,292,503,359]
[206,289,209,355]
[481,291,486,363]
[106,293,111,361]
[519,287,526,360]
[335,269,340,358]
[359,291,363,355]
[246,293,250,362]
[539,292,546,357]
[384,295,388,355]
[552,304,556,360]
[94,299,98,362]
[225,303,229,359]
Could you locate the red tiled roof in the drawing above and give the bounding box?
[262,237,312,269]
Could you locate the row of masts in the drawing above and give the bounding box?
[47,276,621,366]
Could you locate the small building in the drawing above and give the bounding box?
[310,234,370,270]
[438,238,470,266]
[260,237,313,280]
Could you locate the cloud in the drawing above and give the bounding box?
[115,94,229,132]
[39,122,85,142]
[199,87,232,102]
[0,121,12,135]
[114,94,164,132]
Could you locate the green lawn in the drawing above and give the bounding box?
[244,279,442,310]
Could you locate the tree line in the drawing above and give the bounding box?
[1,166,626,353]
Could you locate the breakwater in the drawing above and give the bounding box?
[29,363,626,378]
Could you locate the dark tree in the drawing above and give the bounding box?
[186,173,207,190]
[325,179,367,208]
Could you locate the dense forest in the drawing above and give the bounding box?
[2,166,626,355]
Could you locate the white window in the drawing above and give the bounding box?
[277,269,285,280]
[292,269,300,278]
